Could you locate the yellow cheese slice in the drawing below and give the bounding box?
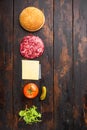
[22,60,40,80]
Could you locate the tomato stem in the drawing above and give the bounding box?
[28,88,32,94]
[28,87,36,95]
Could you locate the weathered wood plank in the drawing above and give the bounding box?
[13,1,35,129]
[38,0,54,130]
[73,0,87,129]
[0,0,13,130]
[54,0,73,130]
[13,0,53,130]
[2,0,87,130]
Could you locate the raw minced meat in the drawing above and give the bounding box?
[20,35,44,59]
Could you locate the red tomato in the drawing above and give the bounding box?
[23,83,39,99]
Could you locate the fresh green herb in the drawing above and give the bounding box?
[19,105,42,124]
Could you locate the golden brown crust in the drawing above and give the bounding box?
[19,7,45,32]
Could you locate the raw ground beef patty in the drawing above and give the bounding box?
[20,35,44,59]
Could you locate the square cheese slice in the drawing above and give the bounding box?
[39,64,41,79]
[22,60,40,80]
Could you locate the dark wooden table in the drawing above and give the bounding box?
[0,0,87,130]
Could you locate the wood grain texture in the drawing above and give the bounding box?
[1,0,87,130]
[73,0,87,129]
[13,0,53,130]
[54,0,73,130]
[0,0,13,130]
